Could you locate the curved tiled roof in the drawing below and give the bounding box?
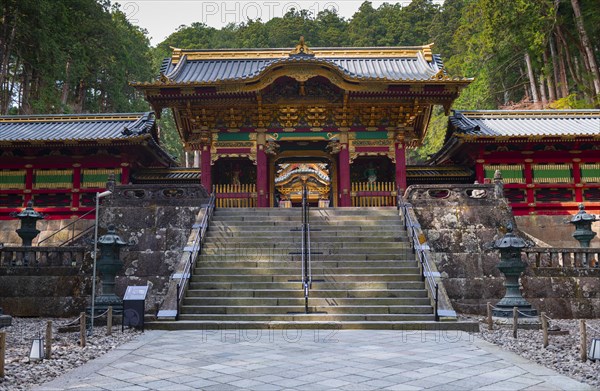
[162,53,443,84]
[0,112,155,142]
[145,44,465,87]
[450,110,600,138]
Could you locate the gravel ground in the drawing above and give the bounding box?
[0,317,140,391]
[1,316,600,390]
[464,315,600,389]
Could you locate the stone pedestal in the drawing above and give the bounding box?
[0,307,12,327]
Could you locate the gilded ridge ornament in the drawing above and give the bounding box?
[290,36,314,56]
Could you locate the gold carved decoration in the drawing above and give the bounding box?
[352,140,392,147]
[214,141,254,148]
[279,107,299,128]
[289,36,314,56]
[307,106,327,127]
[349,151,396,164]
[265,141,280,155]
[228,108,242,128]
[326,140,342,154]
[218,64,388,94]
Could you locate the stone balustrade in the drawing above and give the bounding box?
[524,247,600,269]
[0,246,86,268]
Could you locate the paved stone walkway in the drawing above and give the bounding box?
[36,329,592,391]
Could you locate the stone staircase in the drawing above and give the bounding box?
[153,207,476,330]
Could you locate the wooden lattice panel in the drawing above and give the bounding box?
[33,169,73,189]
[81,169,121,188]
[580,163,600,183]
[532,164,572,184]
[0,169,26,190]
[483,164,525,184]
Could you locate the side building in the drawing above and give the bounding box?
[0,112,176,220]
[433,110,600,216]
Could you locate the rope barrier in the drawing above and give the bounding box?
[541,314,574,328]
[586,324,600,334]
[92,309,109,320]
[57,315,82,328]
[452,302,489,308]
[516,310,540,318]
[53,308,112,329]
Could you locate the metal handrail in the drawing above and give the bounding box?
[301,184,312,314]
[397,190,439,321]
[176,190,216,319]
[37,209,96,247]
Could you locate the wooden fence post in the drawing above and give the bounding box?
[541,312,548,348]
[107,306,113,336]
[0,332,5,378]
[45,320,52,359]
[80,312,86,348]
[512,307,518,339]
[580,319,587,362]
[487,302,493,331]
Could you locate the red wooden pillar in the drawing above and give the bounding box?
[395,142,407,193]
[201,146,212,192]
[72,166,81,209]
[573,159,583,202]
[24,165,34,206]
[524,160,534,212]
[475,159,485,183]
[339,144,351,207]
[256,145,268,207]
[120,163,130,185]
[476,146,486,183]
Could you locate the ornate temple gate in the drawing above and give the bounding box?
[134,39,471,207]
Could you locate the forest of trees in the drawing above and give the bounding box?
[1,0,599,161]
[0,0,153,114]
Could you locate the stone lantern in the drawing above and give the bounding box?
[491,222,538,318]
[11,201,44,246]
[94,224,127,312]
[569,203,597,248]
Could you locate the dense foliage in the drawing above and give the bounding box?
[2,0,599,161]
[0,0,153,114]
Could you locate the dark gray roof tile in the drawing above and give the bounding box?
[162,54,440,84]
[450,110,600,138]
[0,112,155,142]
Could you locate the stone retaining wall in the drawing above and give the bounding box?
[407,183,600,318]
[0,248,91,317]
[0,183,208,317]
[101,183,208,314]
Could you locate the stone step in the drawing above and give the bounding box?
[180,305,433,315]
[193,260,419,268]
[202,240,410,248]
[190,274,422,283]
[147,320,479,331]
[206,227,406,234]
[182,297,432,307]
[176,313,436,322]
[209,221,403,228]
[171,206,455,331]
[199,254,416,262]
[201,247,412,256]
[193,267,420,275]
[213,207,398,216]
[185,289,429,298]
[211,216,401,223]
[188,281,426,290]
[204,233,409,241]
[149,322,479,330]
